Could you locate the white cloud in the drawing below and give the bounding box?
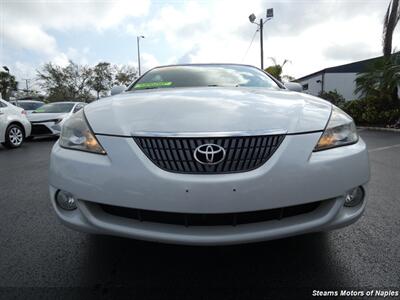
[3,24,57,55]
[66,47,91,65]
[1,0,150,59]
[146,1,209,44]
[13,61,40,91]
[14,61,36,79]
[3,0,150,31]
[51,53,70,67]
[275,14,385,78]
[141,0,398,78]
[126,52,159,74]
[141,52,160,72]
[2,0,399,85]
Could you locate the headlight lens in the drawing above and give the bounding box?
[59,109,106,154]
[314,106,358,151]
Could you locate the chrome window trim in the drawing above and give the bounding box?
[132,129,287,138]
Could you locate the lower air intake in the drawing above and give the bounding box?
[100,201,321,227]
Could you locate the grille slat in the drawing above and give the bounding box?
[245,137,257,170]
[134,134,285,174]
[219,138,232,172]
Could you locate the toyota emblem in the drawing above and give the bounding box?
[194,143,226,165]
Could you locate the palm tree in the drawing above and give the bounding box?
[383,0,399,57]
[355,54,400,107]
[264,58,291,82]
[354,0,400,110]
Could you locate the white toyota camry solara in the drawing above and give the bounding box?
[49,64,370,245]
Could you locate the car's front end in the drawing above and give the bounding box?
[28,102,76,137]
[29,115,65,137]
[49,64,370,245]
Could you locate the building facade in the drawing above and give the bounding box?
[296,54,398,101]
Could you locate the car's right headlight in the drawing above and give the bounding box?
[59,109,106,154]
[314,106,358,151]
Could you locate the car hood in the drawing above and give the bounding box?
[85,87,332,136]
[28,113,68,122]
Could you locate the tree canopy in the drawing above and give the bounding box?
[37,61,93,102]
[264,58,293,82]
[0,71,18,100]
[89,62,113,99]
[36,61,137,102]
[113,65,137,86]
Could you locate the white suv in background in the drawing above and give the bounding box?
[0,99,31,149]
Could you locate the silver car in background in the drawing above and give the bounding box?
[10,100,44,114]
[49,64,370,245]
[28,102,86,138]
[0,99,31,148]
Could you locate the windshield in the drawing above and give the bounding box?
[33,103,75,113]
[129,65,281,90]
[18,102,44,111]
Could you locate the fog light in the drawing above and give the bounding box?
[56,190,77,210]
[344,187,364,207]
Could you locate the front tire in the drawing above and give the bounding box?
[3,124,25,148]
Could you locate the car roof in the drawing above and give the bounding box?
[11,100,44,103]
[44,101,83,104]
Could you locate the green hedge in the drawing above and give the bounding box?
[340,98,400,126]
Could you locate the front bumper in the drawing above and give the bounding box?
[22,119,32,138]
[31,121,61,136]
[49,132,370,245]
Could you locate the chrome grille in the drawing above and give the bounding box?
[134,134,285,174]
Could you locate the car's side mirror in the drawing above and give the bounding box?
[110,85,127,96]
[284,82,303,92]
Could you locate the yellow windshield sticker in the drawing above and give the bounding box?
[134,81,173,89]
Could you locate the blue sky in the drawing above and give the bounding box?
[1,0,399,91]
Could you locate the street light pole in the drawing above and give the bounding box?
[259,18,264,70]
[137,35,145,76]
[248,8,273,70]
[23,79,30,94]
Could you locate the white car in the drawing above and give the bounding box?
[0,99,32,148]
[28,102,86,137]
[10,100,45,114]
[49,64,370,245]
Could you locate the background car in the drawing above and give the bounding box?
[0,98,31,149]
[10,100,45,114]
[28,102,86,138]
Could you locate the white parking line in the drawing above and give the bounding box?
[368,144,400,153]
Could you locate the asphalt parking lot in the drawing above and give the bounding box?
[0,130,399,299]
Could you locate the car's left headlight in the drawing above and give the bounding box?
[314,106,358,151]
[59,109,106,154]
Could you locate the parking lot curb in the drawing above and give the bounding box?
[358,126,400,133]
